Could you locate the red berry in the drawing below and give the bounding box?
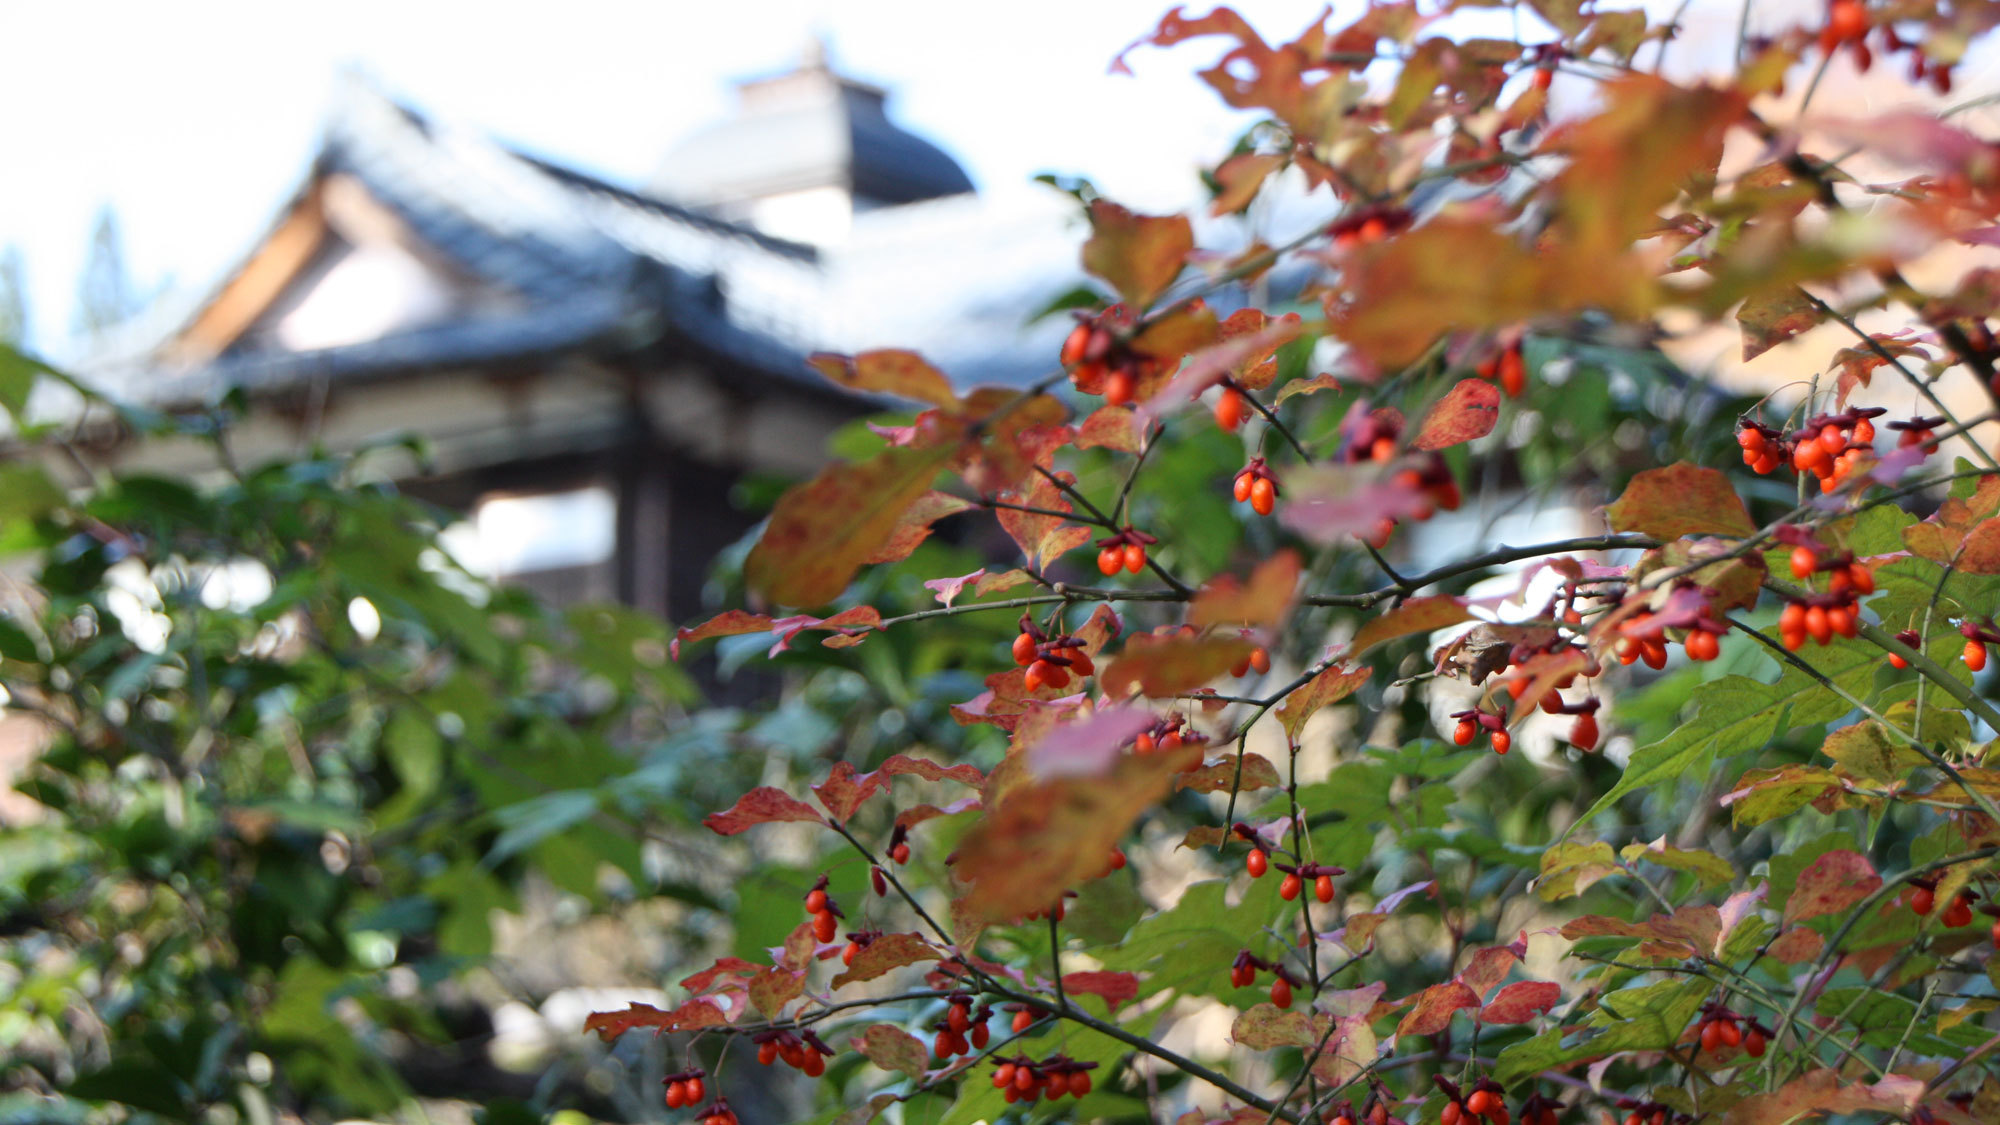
[1467,1092,1496,1116]
[1249,646,1270,673]
[1911,886,1936,915]
[1012,632,1038,666]
[1686,629,1720,662]
[1070,1070,1092,1097]
[1097,546,1122,576]
[1315,874,1335,903]
[1805,605,1833,646]
[1249,476,1276,516]
[1570,713,1599,750]
[666,1080,687,1109]
[1790,546,1818,579]
[1849,562,1875,594]
[1061,324,1090,367]
[1491,730,1511,755]
[1968,639,1989,672]
[1104,369,1135,406]
[1270,976,1292,1008]
[1247,849,1268,878]
[1443,1102,1464,1125]
[759,1041,778,1066]
[1279,872,1303,901]
[1233,471,1253,502]
[1454,719,1477,746]
[1498,345,1526,397]
[1945,894,1974,927]
[1827,0,1867,43]
[890,841,911,865]
[1744,1028,1767,1057]
[804,888,828,913]
[994,1062,1017,1089]
[1700,1019,1723,1052]
[1215,387,1246,431]
[1122,542,1147,574]
[1716,1018,1741,1047]
[813,910,837,943]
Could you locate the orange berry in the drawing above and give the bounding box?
[1849,563,1875,594]
[1270,976,1293,1008]
[1911,886,1936,915]
[759,1041,779,1066]
[1716,1018,1741,1047]
[1805,605,1832,645]
[1249,476,1276,516]
[1215,387,1246,431]
[1790,546,1819,579]
[1571,713,1599,750]
[1467,1092,1497,1116]
[1641,638,1668,669]
[1499,345,1526,397]
[1012,632,1038,666]
[1122,542,1147,573]
[1097,546,1122,576]
[1854,417,1875,444]
[1827,606,1857,638]
[1818,424,1846,455]
[1686,630,1720,662]
[1060,323,1090,367]
[1249,646,1270,673]
[666,1080,687,1109]
[1279,872,1302,901]
[1793,438,1829,472]
[1945,894,1974,927]
[1491,730,1511,755]
[1315,874,1335,903]
[1104,369,1135,406]
[1454,719,1476,745]
[1827,0,1867,42]
[813,911,837,943]
[1233,471,1253,502]
[805,888,827,913]
[1968,639,1989,672]
[1247,848,1268,878]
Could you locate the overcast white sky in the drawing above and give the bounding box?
[0,0,1882,358]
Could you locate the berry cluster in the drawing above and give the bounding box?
[1617,1103,1676,1125]
[1451,707,1512,755]
[1060,303,1175,406]
[1230,639,1272,678]
[1132,713,1206,754]
[1327,204,1413,250]
[1817,0,1960,91]
[804,877,843,944]
[990,1055,1097,1103]
[1736,408,1882,491]
[930,994,993,1059]
[1234,456,1279,515]
[1474,339,1527,397]
[1095,527,1155,576]
[1959,619,2000,673]
[660,1068,707,1110]
[1012,617,1096,692]
[1435,1076,1511,1125]
[1227,949,1302,1008]
[1695,1006,1769,1057]
[1330,1095,1410,1125]
[1906,880,1979,927]
[752,1028,832,1076]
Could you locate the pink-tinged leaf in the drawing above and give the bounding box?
[1604,462,1754,539]
[875,754,985,787]
[767,606,885,656]
[1768,927,1824,964]
[1784,849,1881,923]
[746,444,955,608]
[830,933,944,988]
[1175,752,1282,794]
[976,568,1034,597]
[1188,550,1302,629]
[1737,286,1826,361]
[1717,883,1768,951]
[1231,1003,1316,1049]
[1211,152,1285,216]
[1099,636,1257,699]
[1412,379,1501,450]
[1026,706,1160,778]
[1818,111,1990,171]
[1077,406,1145,453]
[866,491,975,564]
[672,610,775,660]
[807,350,961,409]
[1274,665,1372,741]
[811,762,880,823]
[583,998,728,1041]
[1480,981,1561,1025]
[1277,462,1431,544]
[1274,372,1346,404]
[925,568,986,607]
[1058,971,1140,1012]
[1081,200,1192,310]
[680,956,763,994]
[1137,316,1304,424]
[703,788,826,836]
[895,796,981,830]
[1719,1069,1921,1124]
[1397,981,1481,1037]
[993,471,1077,571]
[1458,941,1524,1000]
[1559,907,1722,960]
[1037,524,1096,570]
[748,966,805,1017]
[852,1024,930,1079]
[1350,597,1473,657]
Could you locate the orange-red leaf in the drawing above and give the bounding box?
[1077,406,1145,452]
[1188,550,1302,629]
[583,998,728,1041]
[1275,665,1372,741]
[1783,849,1881,924]
[672,610,775,660]
[1175,752,1282,794]
[1736,286,1826,361]
[830,932,944,988]
[1059,970,1140,1012]
[866,491,976,564]
[1082,200,1192,310]
[1480,981,1561,1025]
[746,445,954,607]
[1351,597,1473,658]
[1719,1070,1920,1124]
[703,788,826,836]
[808,350,960,408]
[1397,981,1481,1037]
[1100,636,1257,699]
[1605,462,1754,539]
[1412,378,1501,450]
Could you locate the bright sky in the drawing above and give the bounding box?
[0,0,1855,359]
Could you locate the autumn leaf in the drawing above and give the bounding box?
[1025,706,1160,779]
[1783,849,1881,924]
[1099,636,1256,699]
[830,933,944,988]
[1188,550,1302,629]
[1081,200,1192,310]
[866,491,975,564]
[1058,971,1140,1012]
[1736,286,1826,361]
[1548,76,1745,261]
[745,444,954,608]
[703,788,826,836]
[852,1024,931,1079]
[807,350,960,408]
[1605,462,1754,539]
[1397,981,1481,1037]
[672,610,776,660]
[1720,1069,1920,1124]
[1175,752,1282,794]
[1211,153,1285,216]
[1278,462,1431,544]
[1350,597,1473,657]
[1481,981,1562,1025]
[583,998,729,1041]
[1077,405,1145,452]
[1274,665,1372,741]
[1232,1003,1315,1049]
[952,744,1200,925]
[1412,378,1501,450]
